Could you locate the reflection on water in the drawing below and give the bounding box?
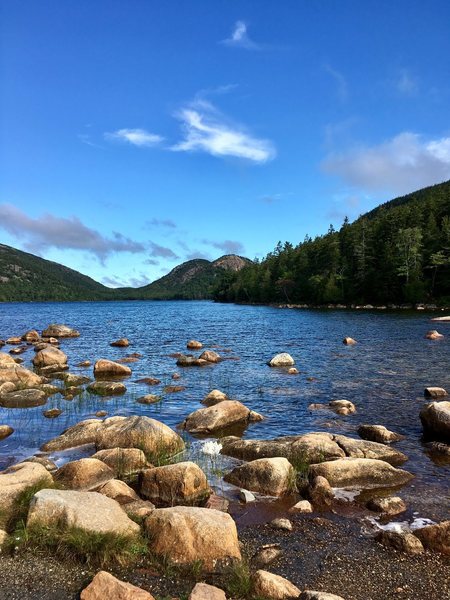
[0,301,449,515]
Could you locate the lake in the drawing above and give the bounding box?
[1,300,449,519]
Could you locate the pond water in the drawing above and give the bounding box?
[0,300,449,519]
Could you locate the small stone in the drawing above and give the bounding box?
[163,385,186,393]
[253,544,283,567]
[187,340,203,349]
[137,394,161,404]
[424,387,447,398]
[199,350,221,363]
[289,500,313,513]
[135,377,161,385]
[43,408,62,418]
[110,338,130,347]
[343,337,357,345]
[189,582,226,600]
[288,367,299,375]
[77,360,91,367]
[300,592,346,600]
[205,493,229,512]
[376,530,424,555]
[95,410,108,417]
[87,381,127,396]
[270,518,292,531]
[0,425,14,441]
[172,373,181,380]
[239,489,256,503]
[425,330,444,340]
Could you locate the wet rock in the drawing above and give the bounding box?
[80,571,155,600]
[254,543,283,567]
[0,388,47,408]
[199,350,221,363]
[41,418,103,451]
[181,400,255,434]
[0,425,14,440]
[268,353,295,367]
[249,410,265,422]
[358,424,405,444]
[271,518,293,531]
[424,441,450,456]
[27,489,140,536]
[42,324,80,338]
[55,458,115,491]
[137,394,161,404]
[33,347,68,369]
[187,340,203,350]
[176,355,208,367]
[202,389,228,406]
[94,359,131,378]
[43,408,62,418]
[92,448,149,477]
[144,506,241,571]
[163,385,186,393]
[9,345,28,356]
[309,458,414,489]
[96,479,140,504]
[225,458,295,496]
[22,330,40,343]
[77,360,91,367]
[63,373,91,386]
[343,337,357,345]
[135,377,161,385]
[329,400,356,415]
[366,496,406,515]
[39,384,62,395]
[0,361,42,387]
[307,476,334,509]
[252,569,301,599]
[6,337,21,345]
[289,499,313,513]
[172,372,181,380]
[425,330,444,340]
[87,381,127,396]
[0,462,53,526]
[376,530,424,555]
[239,489,256,503]
[38,364,69,376]
[300,592,346,600]
[424,387,448,398]
[420,401,450,441]
[288,367,299,375]
[140,461,210,506]
[189,582,226,600]
[414,520,450,555]
[110,338,130,347]
[95,410,108,417]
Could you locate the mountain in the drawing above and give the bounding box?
[214,180,450,305]
[0,244,113,302]
[0,245,251,302]
[116,255,252,300]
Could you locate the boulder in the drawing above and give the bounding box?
[425,330,444,340]
[307,476,334,509]
[202,389,228,406]
[0,425,14,440]
[375,530,424,555]
[189,582,226,600]
[300,592,346,600]
[63,373,91,386]
[332,435,407,465]
[0,462,53,526]
[21,456,57,472]
[123,499,155,521]
[22,330,40,343]
[110,338,130,347]
[96,479,140,505]
[137,394,161,405]
[55,458,115,491]
[92,448,149,477]
[343,337,357,345]
[33,347,67,368]
[0,388,47,408]
[309,458,414,489]
[38,364,69,375]
[181,400,254,434]
[366,496,406,515]
[94,360,131,378]
[80,571,154,600]
[358,425,404,444]
[42,324,80,338]
[424,387,448,398]
[27,489,140,536]
[0,363,42,387]
[9,345,27,356]
[328,400,356,415]
[144,506,241,571]
[268,353,295,367]
[205,493,230,512]
[420,401,450,441]
[252,570,301,599]
[199,350,221,363]
[141,461,210,506]
[239,489,256,503]
[43,408,62,418]
[414,520,450,555]
[224,458,295,496]
[41,418,103,451]
[187,340,203,350]
[87,381,127,396]
[0,352,17,366]
[176,355,208,367]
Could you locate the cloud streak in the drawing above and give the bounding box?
[104,128,164,147]
[146,218,177,229]
[221,21,260,50]
[202,239,245,254]
[148,241,179,260]
[323,132,450,195]
[324,64,348,102]
[172,101,275,163]
[0,204,145,261]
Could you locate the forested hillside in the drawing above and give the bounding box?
[213,180,450,305]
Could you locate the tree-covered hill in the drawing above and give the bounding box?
[213,180,450,306]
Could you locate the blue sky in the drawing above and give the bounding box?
[1,0,450,287]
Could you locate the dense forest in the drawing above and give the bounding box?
[213,180,450,306]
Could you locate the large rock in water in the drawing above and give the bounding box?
[0,462,53,526]
[80,571,155,600]
[94,359,131,378]
[420,401,450,441]
[309,458,414,489]
[32,346,68,368]
[220,433,406,466]
[41,418,103,451]
[42,324,80,338]
[140,461,210,506]
[0,360,42,388]
[224,458,295,496]
[27,489,140,536]
[144,506,241,571]
[357,424,404,444]
[0,388,47,408]
[181,400,254,433]
[267,353,295,367]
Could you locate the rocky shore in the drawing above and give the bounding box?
[0,324,449,599]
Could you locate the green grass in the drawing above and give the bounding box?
[0,479,52,531]
[224,559,253,599]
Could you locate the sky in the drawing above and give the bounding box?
[1,0,450,287]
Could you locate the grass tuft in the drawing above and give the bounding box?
[224,559,253,599]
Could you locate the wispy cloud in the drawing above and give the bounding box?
[0,204,145,261]
[185,250,212,261]
[143,258,160,266]
[260,193,282,204]
[322,132,450,195]
[396,69,419,95]
[148,241,179,260]
[221,21,260,50]
[172,101,275,163]
[202,239,245,254]
[145,218,177,229]
[323,64,348,102]
[104,128,164,147]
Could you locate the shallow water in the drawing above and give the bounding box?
[0,300,449,518]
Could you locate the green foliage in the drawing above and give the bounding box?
[213,180,450,305]
[224,559,253,599]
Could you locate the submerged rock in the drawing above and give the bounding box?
[42,324,80,338]
[93,359,131,378]
[87,381,127,396]
[187,340,203,350]
[181,400,256,433]
[199,350,221,363]
[176,355,208,367]
[0,388,47,408]
[224,458,295,496]
[110,338,130,347]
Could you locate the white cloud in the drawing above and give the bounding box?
[221,21,260,50]
[324,64,348,102]
[202,239,245,254]
[171,102,275,163]
[322,132,450,195]
[105,128,164,147]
